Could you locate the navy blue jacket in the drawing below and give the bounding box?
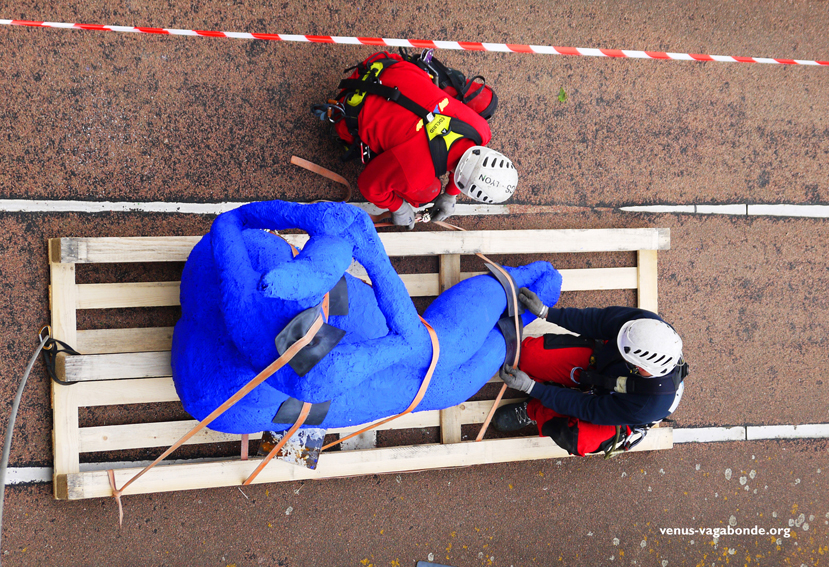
[528,306,677,426]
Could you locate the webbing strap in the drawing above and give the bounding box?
[432,221,522,442]
[321,316,440,451]
[242,401,312,486]
[291,155,352,202]
[107,312,324,524]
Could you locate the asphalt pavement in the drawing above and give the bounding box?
[0,1,827,565]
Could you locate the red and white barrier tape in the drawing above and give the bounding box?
[2,19,827,67]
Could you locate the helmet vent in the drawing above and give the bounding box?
[482,157,489,167]
[500,159,505,167]
[624,347,631,354]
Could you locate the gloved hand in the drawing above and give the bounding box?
[391,201,416,230]
[428,193,456,222]
[518,287,549,319]
[499,364,536,395]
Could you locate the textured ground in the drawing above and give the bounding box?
[1,1,828,566]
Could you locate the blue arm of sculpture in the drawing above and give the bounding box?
[208,201,429,402]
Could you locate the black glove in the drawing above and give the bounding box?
[499,364,536,395]
[391,201,416,230]
[518,287,549,319]
[428,193,456,222]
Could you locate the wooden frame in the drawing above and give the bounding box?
[49,227,671,500]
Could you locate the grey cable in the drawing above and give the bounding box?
[0,332,50,564]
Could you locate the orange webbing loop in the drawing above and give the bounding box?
[107,309,326,525]
[291,156,352,203]
[432,221,522,442]
[242,401,312,486]
[321,316,440,451]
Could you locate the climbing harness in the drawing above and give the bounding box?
[317,52,484,173]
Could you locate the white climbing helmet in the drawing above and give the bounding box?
[617,319,683,377]
[453,146,518,204]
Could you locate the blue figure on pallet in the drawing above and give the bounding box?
[171,200,562,433]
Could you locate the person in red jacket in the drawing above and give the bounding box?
[326,52,519,228]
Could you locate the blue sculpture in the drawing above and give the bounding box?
[171,200,562,433]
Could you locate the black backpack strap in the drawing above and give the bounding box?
[337,79,482,177]
[337,80,434,122]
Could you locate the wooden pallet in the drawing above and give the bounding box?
[49,227,672,500]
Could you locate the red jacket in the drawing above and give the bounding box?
[342,55,492,212]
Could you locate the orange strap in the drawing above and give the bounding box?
[432,221,522,441]
[242,401,312,485]
[291,156,352,203]
[108,308,326,525]
[321,316,440,451]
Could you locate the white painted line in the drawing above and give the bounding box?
[623,203,829,218]
[0,199,507,217]
[696,204,748,215]
[354,202,508,217]
[0,199,248,214]
[746,423,829,441]
[672,426,746,444]
[5,467,52,485]
[620,205,696,214]
[747,204,829,218]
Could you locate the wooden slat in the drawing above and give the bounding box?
[392,267,640,299]
[560,267,638,291]
[637,249,659,313]
[78,422,259,453]
[51,228,670,264]
[50,262,81,485]
[53,236,201,264]
[376,228,671,256]
[58,351,172,383]
[77,398,526,453]
[75,327,174,354]
[57,428,672,499]
[76,282,180,309]
[67,267,638,312]
[74,377,180,407]
[438,253,464,444]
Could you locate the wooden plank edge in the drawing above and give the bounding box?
[58,427,672,499]
[52,229,670,264]
[77,398,527,453]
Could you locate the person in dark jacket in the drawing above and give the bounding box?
[493,287,687,456]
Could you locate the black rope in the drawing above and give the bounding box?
[40,337,80,386]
